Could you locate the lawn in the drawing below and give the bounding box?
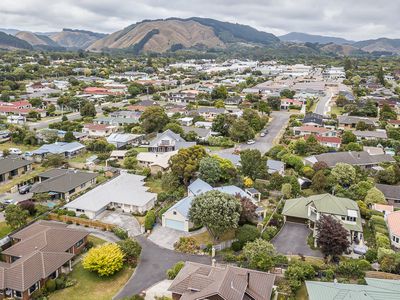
[146,178,164,194]
[329,105,344,116]
[191,229,236,245]
[69,152,93,163]
[49,264,133,300]
[50,235,132,300]
[131,147,148,153]
[0,222,12,238]
[0,142,37,152]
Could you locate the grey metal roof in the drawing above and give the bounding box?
[309,151,395,167]
[376,183,400,201]
[32,142,85,155]
[0,158,31,175]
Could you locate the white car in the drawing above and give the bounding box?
[9,148,22,155]
[3,199,15,205]
[246,140,256,145]
[260,132,266,137]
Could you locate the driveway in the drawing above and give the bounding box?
[271,222,322,257]
[95,211,143,237]
[148,225,207,250]
[0,192,33,204]
[114,235,210,299]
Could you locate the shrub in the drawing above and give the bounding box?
[144,210,156,231]
[55,277,66,290]
[261,226,278,241]
[166,261,185,279]
[79,214,89,219]
[370,215,386,227]
[365,249,378,263]
[117,238,142,267]
[82,243,124,276]
[375,233,391,249]
[231,241,242,252]
[45,279,56,292]
[336,260,366,279]
[236,225,260,248]
[174,237,199,254]
[113,227,129,240]
[377,247,395,261]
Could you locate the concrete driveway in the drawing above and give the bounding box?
[271,222,322,257]
[148,225,207,250]
[95,211,143,237]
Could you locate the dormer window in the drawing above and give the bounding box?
[173,211,177,215]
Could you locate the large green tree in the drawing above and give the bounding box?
[170,146,208,184]
[189,190,241,238]
[331,163,356,187]
[140,106,169,133]
[243,239,277,271]
[80,102,96,117]
[5,205,29,230]
[240,149,267,180]
[229,118,255,142]
[199,157,222,185]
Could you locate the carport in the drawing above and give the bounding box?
[271,222,322,257]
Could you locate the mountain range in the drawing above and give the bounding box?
[1,18,400,56]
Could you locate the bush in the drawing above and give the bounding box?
[113,227,129,240]
[370,215,386,227]
[261,226,278,241]
[174,237,199,254]
[55,277,66,290]
[45,279,56,292]
[82,243,124,276]
[117,238,142,267]
[377,247,395,261]
[375,233,391,249]
[236,225,260,248]
[231,241,242,252]
[336,260,366,279]
[166,261,185,279]
[365,249,378,263]
[144,210,156,231]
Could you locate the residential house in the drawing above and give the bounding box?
[387,119,400,128]
[267,159,285,175]
[148,130,196,153]
[163,179,257,232]
[302,113,324,127]
[182,126,212,141]
[225,96,242,106]
[137,151,178,175]
[304,151,395,168]
[353,130,387,141]
[65,173,156,218]
[168,90,199,103]
[178,117,193,127]
[305,278,400,300]
[338,116,377,130]
[375,184,400,207]
[127,100,159,112]
[32,142,85,161]
[387,211,400,248]
[110,150,128,160]
[293,126,337,137]
[371,203,394,217]
[305,135,342,149]
[0,220,88,300]
[0,158,32,185]
[106,133,144,149]
[168,262,276,300]
[82,123,117,137]
[282,194,363,245]
[95,117,138,127]
[109,111,141,122]
[192,108,226,121]
[280,98,303,110]
[31,169,97,200]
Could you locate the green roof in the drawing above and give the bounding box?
[282,194,362,232]
[306,279,400,300]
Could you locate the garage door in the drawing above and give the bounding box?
[165,219,185,231]
[286,216,307,224]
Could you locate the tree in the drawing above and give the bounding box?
[258,101,271,115]
[43,154,66,168]
[128,82,145,97]
[117,238,142,267]
[380,104,397,121]
[376,166,397,184]
[229,118,255,142]
[214,100,225,108]
[347,180,373,200]
[344,142,363,151]
[240,149,267,180]
[341,131,357,144]
[80,102,96,117]
[166,261,185,280]
[281,154,304,172]
[199,157,222,185]
[377,66,385,86]
[212,114,236,136]
[170,146,208,184]
[189,190,241,238]
[236,225,260,248]
[163,122,184,135]
[213,155,237,182]
[280,89,295,99]
[5,205,29,230]
[82,243,124,276]
[144,210,156,231]
[242,239,277,271]
[364,187,387,205]
[238,195,258,225]
[63,131,76,142]
[281,183,292,199]
[331,163,356,187]
[285,262,315,294]
[140,106,169,133]
[242,108,266,132]
[211,85,228,100]
[123,156,137,169]
[313,161,328,172]
[316,215,350,258]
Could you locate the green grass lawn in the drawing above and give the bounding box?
[50,235,132,300]
[0,142,37,152]
[146,178,164,193]
[49,264,133,300]
[131,147,148,153]
[69,152,93,163]
[329,105,344,116]
[0,222,12,238]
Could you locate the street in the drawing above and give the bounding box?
[314,89,334,116]
[214,111,291,156]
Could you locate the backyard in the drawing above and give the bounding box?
[0,222,12,238]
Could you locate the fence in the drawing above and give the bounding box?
[48,213,116,231]
[211,239,235,251]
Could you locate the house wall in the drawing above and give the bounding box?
[0,165,32,185]
[64,179,96,201]
[390,232,400,248]
[162,210,191,232]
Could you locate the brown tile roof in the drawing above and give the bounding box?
[168,262,275,300]
[0,221,87,292]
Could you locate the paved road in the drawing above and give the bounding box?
[215,111,290,156]
[271,222,322,257]
[314,89,334,116]
[114,235,210,299]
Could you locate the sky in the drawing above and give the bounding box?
[0,0,399,41]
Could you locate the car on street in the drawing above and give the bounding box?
[3,199,15,206]
[247,139,256,145]
[260,132,265,137]
[9,148,22,155]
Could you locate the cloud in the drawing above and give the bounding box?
[0,0,399,40]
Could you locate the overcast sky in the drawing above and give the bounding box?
[0,0,399,41]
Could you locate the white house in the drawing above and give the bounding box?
[64,173,156,218]
[387,211,400,248]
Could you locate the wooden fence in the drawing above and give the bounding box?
[48,213,116,231]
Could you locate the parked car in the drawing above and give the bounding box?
[247,139,255,145]
[3,199,15,206]
[260,132,266,137]
[9,148,22,155]
[18,184,32,194]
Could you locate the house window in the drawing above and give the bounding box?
[29,282,39,295]
[75,239,84,248]
[346,216,356,222]
[76,209,85,213]
[49,270,58,279]
[341,216,346,221]
[80,183,85,188]
[14,290,22,298]
[173,211,177,215]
